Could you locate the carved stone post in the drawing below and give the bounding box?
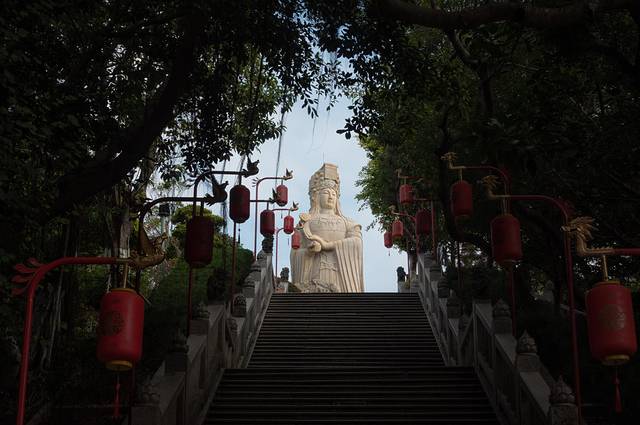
[261,235,274,254]
[243,262,261,298]
[165,329,189,374]
[190,302,210,335]
[547,376,578,425]
[437,278,449,298]
[516,331,540,372]
[130,380,161,425]
[225,317,239,367]
[446,292,461,318]
[492,299,512,334]
[232,293,247,318]
[458,313,470,332]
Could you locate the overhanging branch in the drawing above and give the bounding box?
[54,13,203,213]
[375,0,633,30]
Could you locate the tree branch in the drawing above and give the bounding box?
[374,0,633,30]
[53,13,203,213]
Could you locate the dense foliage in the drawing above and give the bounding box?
[344,1,640,421]
[2,0,639,422]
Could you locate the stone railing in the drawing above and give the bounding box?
[130,252,274,425]
[415,253,579,425]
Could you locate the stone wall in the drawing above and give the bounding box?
[415,253,579,425]
[129,252,274,425]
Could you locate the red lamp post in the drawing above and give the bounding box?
[395,170,439,263]
[271,202,298,274]
[389,206,419,284]
[271,204,299,276]
[12,256,132,425]
[251,169,293,258]
[442,153,519,335]
[564,216,640,413]
[481,177,583,421]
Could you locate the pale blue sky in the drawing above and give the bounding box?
[221,96,406,292]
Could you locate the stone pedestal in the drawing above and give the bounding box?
[437,280,450,298]
[446,294,461,318]
[492,299,512,334]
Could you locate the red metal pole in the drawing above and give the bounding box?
[186,267,194,336]
[507,266,517,337]
[456,241,462,294]
[275,228,283,278]
[254,183,259,258]
[230,222,238,299]
[14,256,121,425]
[430,201,437,264]
[252,177,284,258]
[503,194,581,421]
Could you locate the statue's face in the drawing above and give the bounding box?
[318,188,337,211]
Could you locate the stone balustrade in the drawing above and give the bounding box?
[130,252,274,425]
[415,253,579,425]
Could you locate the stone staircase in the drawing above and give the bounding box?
[205,293,499,424]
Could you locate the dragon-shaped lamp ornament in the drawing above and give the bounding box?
[563,216,638,413]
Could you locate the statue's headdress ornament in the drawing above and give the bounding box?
[309,163,340,197]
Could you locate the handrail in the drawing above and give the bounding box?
[414,253,579,425]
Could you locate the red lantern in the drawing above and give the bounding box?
[392,219,404,240]
[399,184,413,205]
[97,288,144,371]
[451,180,473,219]
[260,209,275,236]
[230,184,250,223]
[185,216,214,268]
[384,231,392,248]
[586,281,637,366]
[291,231,301,249]
[283,215,294,234]
[490,214,522,266]
[275,184,288,207]
[415,209,431,236]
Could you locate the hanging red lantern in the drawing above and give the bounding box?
[586,281,637,366]
[260,209,275,236]
[185,216,214,268]
[399,184,413,205]
[490,214,522,266]
[97,288,144,371]
[291,231,301,249]
[275,184,288,207]
[283,215,294,234]
[392,219,404,240]
[229,184,250,223]
[384,231,392,248]
[451,180,473,219]
[415,209,431,236]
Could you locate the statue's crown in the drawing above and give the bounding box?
[309,163,340,196]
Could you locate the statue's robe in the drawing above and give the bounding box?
[290,213,364,292]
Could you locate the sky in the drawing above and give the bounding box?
[217,96,406,292]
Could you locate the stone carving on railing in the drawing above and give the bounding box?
[232,294,247,317]
[415,253,579,425]
[548,377,578,425]
[129,251,275,425]
[492,298,512,334]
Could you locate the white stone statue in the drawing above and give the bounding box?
[290,163,364,292]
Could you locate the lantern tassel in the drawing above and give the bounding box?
[614,368,622,413]
[113,373,121,418]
